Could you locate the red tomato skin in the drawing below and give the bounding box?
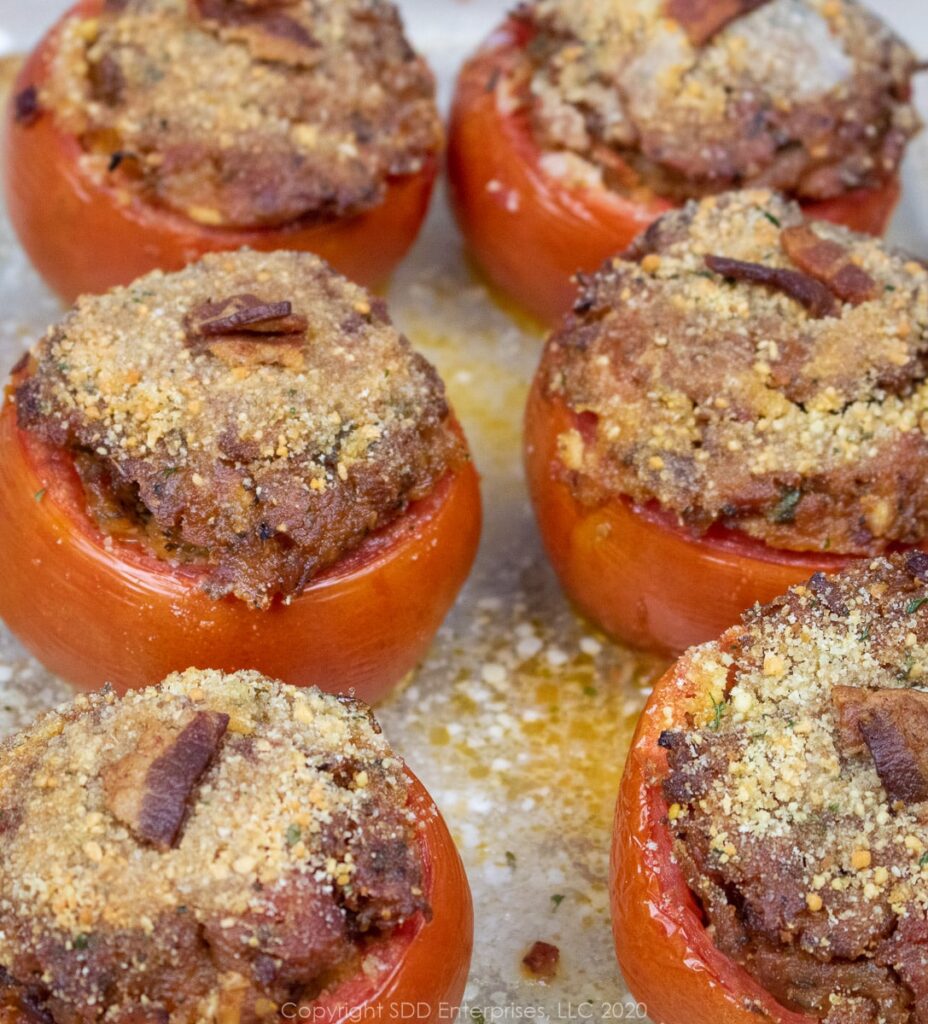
[0,399,482,700]
[317,769,474,1024]
[448,19,902,326]
[523,378,865,657]
[4,0,439,303]
[611,654,815,1024]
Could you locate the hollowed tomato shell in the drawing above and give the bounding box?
[524,377,858,657]
[610,652,814,1024]
[4,0,439,304]
[315,768,474,1024]
[0,397,482,699]
[0,769,473,1022]
[448,19,902,326]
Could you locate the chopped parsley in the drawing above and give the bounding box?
[907,596,928,615]
[285,824,302,847]
[33,488,46,503]
[505,850,517,870]
[708,695,727,731]
[761,210,781,228]
[73,933,90,951]
[771,488,802,524]
[551,893,565,911]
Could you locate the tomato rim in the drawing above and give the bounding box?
[611,653,818,1024]
[0,387,481,698]
[13,399,466,594]
[523,378,872,655]
[312,768,472,1024]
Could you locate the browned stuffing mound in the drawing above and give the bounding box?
[0,667,427,1023]
[541,189,928,556]
[39,0,442,227]
[15,249,465,607]
[662,553,928,1023]
[511,0,920,201]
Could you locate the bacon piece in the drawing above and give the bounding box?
[188,294,307,337]
[523,941,560,980]
[781,225,878,306]
[832,686,928,804]
[184,295,308,369]
[193,0,318,64]
[666,0,772,46]
[206,339,306,371]
[103,709,229,849]
[704,255,837,319]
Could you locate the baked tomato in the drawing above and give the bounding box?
[311,769,473,1024]
[3,0,438,304]
[448,19,902,326]
[610,652,813,1024]
[0,395,481,699]
[0,768,473,1024]
[524,379,853,658]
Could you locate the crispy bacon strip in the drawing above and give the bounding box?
[781,225,878,306]
[192,294,307,336]
[705,255,837,319]
[185,293,308,342]
[832,686,928,804]
[665,0,772,46]
[103,710,229,849]
[193,0,317,51]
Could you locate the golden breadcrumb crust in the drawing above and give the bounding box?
[16,249,464,606]
[40,0,442,227]
[542,190,928,556]
[0,668,426,1022]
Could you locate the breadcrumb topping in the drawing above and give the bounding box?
[15,249,463,607]
[542,190,928,556]
[41,0,442,227]
[513,0,919,200]
[0,668,425,1021]
[663,555,928,1022]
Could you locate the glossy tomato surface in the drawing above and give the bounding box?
[611,653,814,1024]
[316,770,473,1024]
[4,0,439,303]
[448,19,901,326]
[524,379,854,657]
[0,399,481,699]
